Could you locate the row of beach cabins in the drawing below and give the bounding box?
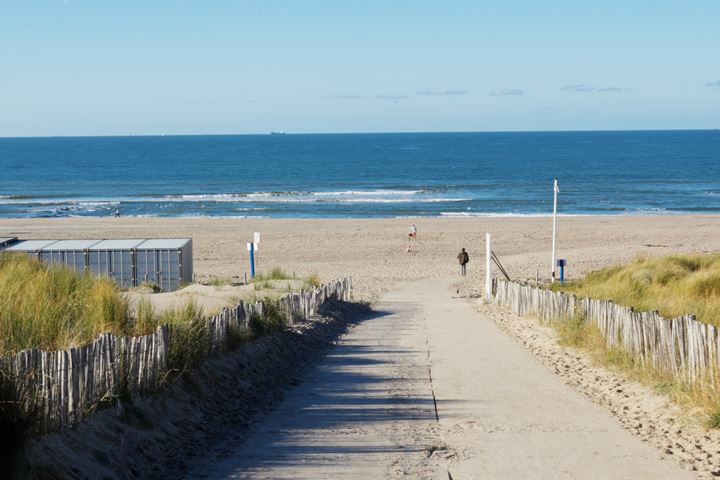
[0,236,192,292]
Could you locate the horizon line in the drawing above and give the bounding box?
[1,127,718,140]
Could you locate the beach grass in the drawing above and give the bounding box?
[307,273,321,288]
[164,300,208,374]
[553,312,720,425]
[0,253,130,355]
[254,267,294,282]
[552,253,720,326]
[550,253,720,424]
[0,253,296,356]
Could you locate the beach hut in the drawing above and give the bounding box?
[0,237,18,249]
[135,238,193,292]
[41,239,103,271]
[3,237,193,292]
[4,239,61,260]
[88,239,146,288]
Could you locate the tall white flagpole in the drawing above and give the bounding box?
[485,233,492,301]
[551,178,558,282]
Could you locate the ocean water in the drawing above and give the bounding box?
[1,130,719,218]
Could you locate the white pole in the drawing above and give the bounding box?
[485,233,492,301]
[551,177,558,283]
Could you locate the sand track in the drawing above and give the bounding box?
[188,279,691,479]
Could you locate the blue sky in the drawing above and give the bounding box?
[0,0,718,136]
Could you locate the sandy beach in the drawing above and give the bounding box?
[17,215,720,478]
[2,215,720,301]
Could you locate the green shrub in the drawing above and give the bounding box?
[707,409,720,429]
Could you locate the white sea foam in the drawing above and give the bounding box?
[438,212,584,217]
[151,191,461,204]
[0,190,438,206]
[311,190,424,196]
[161,190,427,201]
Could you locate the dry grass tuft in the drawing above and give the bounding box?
[254,267,293,282]
[307,273,321,288]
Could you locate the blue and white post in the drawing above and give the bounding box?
[557,259,566,285]
[247,241,256,279]
[551,178,559,283]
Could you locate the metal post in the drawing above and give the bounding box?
[551,177,558,282]
[485,233,492,301]
[560,263,565,285]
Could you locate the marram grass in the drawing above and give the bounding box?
[0,254,213,355]
[0,253,130,355]
[551,252,720,425]
[554,312,720,427]
[554,253,720,326]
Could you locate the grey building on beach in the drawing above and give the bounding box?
[1,238,193,292]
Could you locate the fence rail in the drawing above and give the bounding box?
[6,277,352,433]
[493,279,719,388]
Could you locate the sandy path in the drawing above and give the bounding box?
[185,279,691,479]
[421,279,694,479]
[185,290,446,479]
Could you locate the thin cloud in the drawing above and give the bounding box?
[376,94,409,100]
[416,88,468,96]
[561,84,596,92]
[489,89,524,96]
[562,84,629,93]
[597,87,629,93]
[328,94,364,99]
[707,80,720,88]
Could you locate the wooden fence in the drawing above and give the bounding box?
[6,277,352,432]
[494,279,719,388]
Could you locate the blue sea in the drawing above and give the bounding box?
[1,130,719,218]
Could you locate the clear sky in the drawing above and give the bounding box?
[0,0,718,136]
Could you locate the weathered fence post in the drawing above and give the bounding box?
[493,279,720,390]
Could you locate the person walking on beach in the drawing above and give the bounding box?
[409,224,417,239]
[457,248,469,276]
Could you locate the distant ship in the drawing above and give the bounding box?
[270,131,286,135]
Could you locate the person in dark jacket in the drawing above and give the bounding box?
[457,248,469,276]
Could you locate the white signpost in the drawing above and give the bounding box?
[485,233,493,301]
[551,178,559,283]
[253,232,260,269]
